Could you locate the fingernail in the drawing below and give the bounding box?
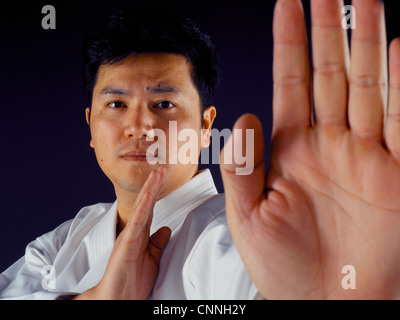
[157,166,166,176]
[152,169,160,182]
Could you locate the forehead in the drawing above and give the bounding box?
[95,53,196,93]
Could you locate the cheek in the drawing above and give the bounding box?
[174,121,202,153]
[154,120,201,164]
[91,118,121,158]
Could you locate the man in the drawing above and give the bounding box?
[0,4,258,300]
[1,0,400,300]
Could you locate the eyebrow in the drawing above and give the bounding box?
[147,85,181,94]
[99,87,131,96]
[99,85,181,96]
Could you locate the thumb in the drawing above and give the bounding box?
[149,226,172,264]
[220,113,265,215]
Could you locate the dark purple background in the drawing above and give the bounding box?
[0,0,398,273]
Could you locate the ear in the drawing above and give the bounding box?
[201,106,216,148]
[85,108,94,149]
[85,107,90,125]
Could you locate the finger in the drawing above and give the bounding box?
[149,226,172,264]
[348,0,387,140]
[272,0,311,137]
[386,38,400,160]
[126,168,166,235]
[134,167,166,209]
[311,0,350,126]
[145,167,166,231]
[220,114,264,222]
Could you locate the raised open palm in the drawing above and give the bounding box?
[221,0,400,299]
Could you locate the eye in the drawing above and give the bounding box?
[107,101,126,109]
[154,101,175,109]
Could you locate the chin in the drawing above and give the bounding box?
[110,168,153,193]
[118,177,148,193]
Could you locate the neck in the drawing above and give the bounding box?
[115,167,200,234]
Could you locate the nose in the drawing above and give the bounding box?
[123,107,154,140]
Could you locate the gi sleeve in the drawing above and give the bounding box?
[182,210,261,300]
[0,219,74,300]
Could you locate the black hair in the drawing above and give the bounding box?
[81,5,221,111]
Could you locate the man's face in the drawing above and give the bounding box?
[87,53,214,198]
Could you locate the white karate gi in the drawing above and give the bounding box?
[0,170,258,300]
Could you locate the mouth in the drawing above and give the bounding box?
[120,150,159,162]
